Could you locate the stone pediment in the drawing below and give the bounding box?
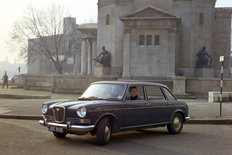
[121,6,177,20]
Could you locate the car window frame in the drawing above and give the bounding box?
[123,84,146,102]
[144,85,167,101]
[161,87,177,101]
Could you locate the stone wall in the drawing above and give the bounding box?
[213,8,232,78]
[130,28,174,78]
[114,0,133,75]
[174,0,217,77]
[22,74,118,94]
[186,77,232,95]
[52,75,118,94]
[173,0,193,76]
[23,75,53,91]
[22,74,232,96]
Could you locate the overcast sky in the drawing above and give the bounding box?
[0,0,231,64]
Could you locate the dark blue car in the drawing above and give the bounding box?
[39,81,190,145]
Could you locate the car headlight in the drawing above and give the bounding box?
[76,106,87,118]
[42,104,48,114]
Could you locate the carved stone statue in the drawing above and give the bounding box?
[196,46,212,68]
[94,46,111,67]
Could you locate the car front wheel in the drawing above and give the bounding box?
[96,118,112,145]
[53,132,67,138]
[167,113,183,134]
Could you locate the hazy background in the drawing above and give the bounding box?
[0,0,231,77]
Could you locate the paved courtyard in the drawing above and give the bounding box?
[0,119,231,155]
[0,88,232,120]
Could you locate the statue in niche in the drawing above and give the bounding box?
[196,46,212,68]
[94,46,111,67]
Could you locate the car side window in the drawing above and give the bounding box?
[162,88,176,101]
[146,85,166,101]
[125,85,145,101]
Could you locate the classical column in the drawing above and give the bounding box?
[122,29,131,79]
[92,38,97,74]
[87,39,92,75]
[81,38,87,75]
[167,28,176,78]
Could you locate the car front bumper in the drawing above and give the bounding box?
[185,116,191,121]
[39,119,95,133]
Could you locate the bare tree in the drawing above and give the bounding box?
[10,4,81,74]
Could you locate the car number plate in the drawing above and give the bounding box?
[49,126,64,133]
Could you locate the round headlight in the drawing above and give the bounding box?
[42,104,48,114]
[76,106,87,118]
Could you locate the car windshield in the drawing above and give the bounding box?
[79,84,126,100]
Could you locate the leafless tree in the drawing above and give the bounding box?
[10,4,81,74]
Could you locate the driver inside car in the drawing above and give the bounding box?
[129,86,140,100]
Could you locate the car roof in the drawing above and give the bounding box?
[92,81,168,88]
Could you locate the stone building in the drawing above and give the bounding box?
[28,17,82,75]
[80,0,232,79]
[77,23,97,76]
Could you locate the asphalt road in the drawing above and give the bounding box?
[0,119,231,155]
[1,98,232,120]
[0,95,79,116]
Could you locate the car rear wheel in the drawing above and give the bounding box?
[167,113,183,134]
[96,117,112,145]
[53,132,67,138]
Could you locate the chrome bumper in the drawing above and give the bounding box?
[185,117,191,121]
[39,119,95,133]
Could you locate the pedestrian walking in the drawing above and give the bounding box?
[2,71,8,88]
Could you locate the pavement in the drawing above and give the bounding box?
[0,87,232,124]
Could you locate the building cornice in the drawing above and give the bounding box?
[121,17,179,20]
[120,5,179,21]
[174,0,216,5]
[216,7,232,13]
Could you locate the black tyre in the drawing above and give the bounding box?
[96,118,112,145]
[53,132,67,138]
[167,113,183,134]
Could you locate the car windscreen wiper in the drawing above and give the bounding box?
[78,96,106,101]
[103,98,120,101]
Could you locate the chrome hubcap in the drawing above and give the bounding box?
[104,125,111,140]
[173,117,181,130]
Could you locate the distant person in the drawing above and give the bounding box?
[2,71,8,88]
[18,67,21,74]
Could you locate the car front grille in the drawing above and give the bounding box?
[53,106,65,123]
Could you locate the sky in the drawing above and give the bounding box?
[0,0,232,64]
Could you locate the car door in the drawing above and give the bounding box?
[122,85,150,128]
[161,87,178,122]
[146,85,175,124]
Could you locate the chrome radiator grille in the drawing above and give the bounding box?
[53,106,65,122]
